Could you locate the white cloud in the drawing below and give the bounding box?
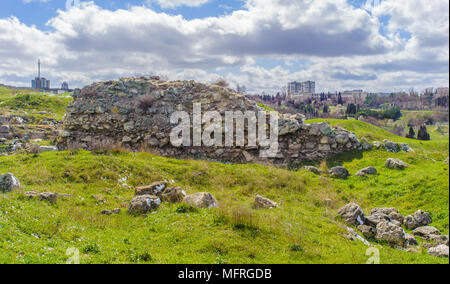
[0,0,448,93]
[145,0,212,9]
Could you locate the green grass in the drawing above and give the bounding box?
[0,86,72,121]
[0,119,448,264]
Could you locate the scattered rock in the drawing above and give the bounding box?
[329,166,349,178]
[345,227,370,246]
[128,195,161,214]
[0,173,21,193]
[337,202,365,226]
[102,208,120,215]
[427,245,449,258]
[161,187,186,203]
[385,141,400,152]
[101,209,113,215]
[388,212,404,224]
[38,146,58,153]
[135,181,167,196]
[412,226,441,239]
[428,235,449,246]
[183,192,218,209]
[24,191,38,199]
[444,157,449,164]
[38,192,58,203]
[370,207,398,216]
[254,195,278,209]
[303,166,322,175]
[355,166,377,176]
[405,233,418,246]
[357,225,376,239]
[422,243,435,249]
[365,213,391,228]
[385,158,409,170]
[404,210,432,229]
[399,143,413,152]
[375,221,406,247]
[406,247,419,253]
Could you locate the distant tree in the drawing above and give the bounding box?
[346,103,357,115]
[417,125,431,141]
[406,127,416,139]
[337,93,343,105]
[323,105,329,113]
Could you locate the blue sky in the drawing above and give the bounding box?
[0,0,448,93]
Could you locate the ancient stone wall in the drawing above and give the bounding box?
[57,77,368,164]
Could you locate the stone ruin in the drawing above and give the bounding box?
[57,77,369,164]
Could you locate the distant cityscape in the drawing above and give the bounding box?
[31,59,71,94]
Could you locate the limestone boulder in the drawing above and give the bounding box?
[303,166,322,175]
[404,210,432,229]
[183,192,218,209]
[128,195,161,214]
[38,192,58,203]
[135,181,167,196]
[427,245,449,258]
[365,213,391,228]
[357,225,376,239]
[405,233,418,246]
[385,158,409,170]
[429,235,449,246]
[375,221,406,247]
[254,195,278,209]
[355,167,377,176]
[370,207,398,216]
[161,187,186,203]
[337,202,365,226]
[329,166,349,179]
[388,212,404,224]
[0,173,21,193]
[385,141,400,153]
[412,226,441,240]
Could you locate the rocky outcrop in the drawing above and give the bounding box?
[0,173,21,193]
[337,202,365,226]
[404,210,432,229]
[183,192,218,208]
[365,213,391,228]
[357,225,376,239]
[405,234,418,246]
[412,226,441,240]
[254,195,278,209]
[375,221,406,247]
[427,245,449,258]
[429,235,449,246]
[57,78,364,164]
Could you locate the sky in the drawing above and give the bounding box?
[0,0,448,94]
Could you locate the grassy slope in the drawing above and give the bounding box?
[0,119,448,264]
[0,86,72,121]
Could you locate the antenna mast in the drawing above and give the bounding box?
[38,59,41,78]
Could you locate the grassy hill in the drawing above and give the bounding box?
[0,86,72,122]
[0,119,448,264]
